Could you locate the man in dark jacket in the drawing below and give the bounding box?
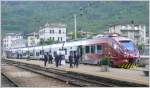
[44,53,48,67]
[74,52,80,68]
[54,53,59,67]
[48,53,53,64]
[69,52,73,68]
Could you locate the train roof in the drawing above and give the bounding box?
[8,36,134,51]
[112,36,133,42]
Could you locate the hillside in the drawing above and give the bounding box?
[1,1,149,35]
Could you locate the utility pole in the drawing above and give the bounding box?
[74,14,77,40]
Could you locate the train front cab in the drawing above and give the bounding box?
[117,40,139,69]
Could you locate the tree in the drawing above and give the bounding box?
[137,43,144,50]
[39,37,57,45]
[45,38,56,45]
[137,43,145,54]
[39,38,45,45]
[68,31,85,40]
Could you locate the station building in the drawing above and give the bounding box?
[38,23,67,42]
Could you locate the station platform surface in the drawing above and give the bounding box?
[5,58,149,86]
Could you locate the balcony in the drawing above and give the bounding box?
[134,34,140,37]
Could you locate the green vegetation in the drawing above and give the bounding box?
[1,1,149,36]
[39,37,57,45]
[137,43,145,50]
[100,56,111,65]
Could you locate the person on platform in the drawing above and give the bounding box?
[44,53,48,67]
[54,52,59,67]
[48,53,53,64]
[59,53,62,66]
[69,52,73,68]
[74,52,80,68]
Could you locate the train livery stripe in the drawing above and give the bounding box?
[127,63,131,69]
[122,63,125,68]
[120,63,137,69]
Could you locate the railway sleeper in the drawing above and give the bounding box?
[16,65,98,87]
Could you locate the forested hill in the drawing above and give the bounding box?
[1,1,149,35]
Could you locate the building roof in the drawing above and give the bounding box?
[26,32,39,36]
[5,33,22,36]
[106,21,145,27]
[44,23,66,28]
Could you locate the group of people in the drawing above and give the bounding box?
[68,51,80,68]
[43,51,80,68]
[43,51,65,67]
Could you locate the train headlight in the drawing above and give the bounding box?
[124,59,128,62]
[124,51,127,55]
[114,44,117,49]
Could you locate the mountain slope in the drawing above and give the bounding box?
[1,1,149,35]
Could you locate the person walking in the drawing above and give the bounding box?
[44,53,48,67]
[54,53,59,67]
[69,52,73,68]
[59,54,62,66]
[48,53,53,64]
[74,52,80,68]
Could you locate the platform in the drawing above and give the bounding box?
[4,58,149,86]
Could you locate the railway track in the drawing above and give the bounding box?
[1,73,18,87]
[2,59,149,87]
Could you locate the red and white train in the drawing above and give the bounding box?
[5,34,139,67]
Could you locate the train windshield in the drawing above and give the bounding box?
[119,40,135,50]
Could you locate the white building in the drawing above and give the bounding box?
[2,33,26,49]
[108,23,146,44]
[27,32,39,46]
[13,39,26,48]
[39,23,66,42]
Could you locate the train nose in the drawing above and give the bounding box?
[124,50,139,58]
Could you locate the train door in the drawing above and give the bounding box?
[77,45,83,62]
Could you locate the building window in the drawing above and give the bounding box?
[59,30,61,34]
[61,37,62,41]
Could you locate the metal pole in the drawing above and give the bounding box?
[74,14,77,40]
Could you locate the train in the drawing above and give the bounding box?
[5,34,140,67]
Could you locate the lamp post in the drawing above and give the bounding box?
[74,14,77,40]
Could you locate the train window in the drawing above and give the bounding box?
[40,50,42,54]
[64,49,67,55]
[97,45,102,54]
[97,45,102,50]
[40,50,44,55]
[23,52,27,56]
[91,45,95,53]
[86,46,90,53]
[30,53,33,56]
[36,52,39,56]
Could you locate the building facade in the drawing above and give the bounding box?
[108,23,146,44]
[27,32,39,46]
[39,23,66,42]
[2,33,26,49]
